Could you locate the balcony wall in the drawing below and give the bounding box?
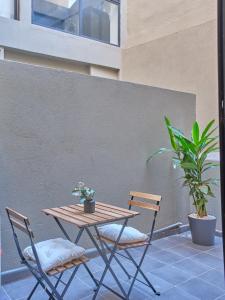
[0,61,195,272]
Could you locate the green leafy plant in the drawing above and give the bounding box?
[72,181,95,203]
[147,117,219,218]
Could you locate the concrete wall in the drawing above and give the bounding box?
[122,0,217,129]
[0,61,195,272]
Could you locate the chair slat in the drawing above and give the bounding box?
[128,200,160,212]
[10,218,34,237]
[129,191,161,202]
[98,235,149,250]
[6,207,29,223]
[96,202,138,216]
[46,256,89,276]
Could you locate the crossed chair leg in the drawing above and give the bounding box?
[26,263,94,300]
[102,241,160,298]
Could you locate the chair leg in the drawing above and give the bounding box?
[83,263,99,289]
[40,272,63,300]
[90,222,128,300]
[27,281,40,300]
[60,266,79,298]
[25,266,59,300]
[125,249,158,289]
[48,273,64,300]
[125,248,160,297]
[102,241,131,280]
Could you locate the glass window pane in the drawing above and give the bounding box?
[0,0,15,19]
[81,0,119,45]
[32,0,79,35]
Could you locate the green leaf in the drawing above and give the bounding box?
[201,119,215,140]
[202,164,219,173]
[146,148,172,164]
[164,117,178,151]
[201,142,219,157]
[170,126,185,139]
[192,121,200,145]
[205,127,218,140]
[199,185,209,195]
[180,162,197,170]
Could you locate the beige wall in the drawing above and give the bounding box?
[5,49,120,78]
[5,49,90,75]
[126,0,216,48]
[90,65,119,80]
[122,0,218,128]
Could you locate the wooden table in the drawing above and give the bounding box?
[42,201,140,299]
[43,201,139,227]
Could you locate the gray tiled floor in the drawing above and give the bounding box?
[1,231,224,299]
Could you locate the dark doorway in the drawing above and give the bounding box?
[218,0,225,271]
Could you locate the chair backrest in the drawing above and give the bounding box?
[128,191,161,212]
[6,208,44,272]
[128,191,161,241]
[5,207,34,238]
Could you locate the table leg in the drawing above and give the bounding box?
[52,218,98,288]
[88,219,129,300]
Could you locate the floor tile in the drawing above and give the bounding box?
[0,288,11,300]
[136,272,173,294]
[141,256,166,272]
[207,246,224,259]
[183,240,215,251]
[145,244,162,254]
[151,265,192,285]
[96,279,149,300]
[151,237,176,249]
[200,269,225,290]
[172,258,212,276]
[166,234,191,245]
[3,276,37,300]
[216,294,225,300]
[191,252,223,269]
[180,277,225,300]
[148,286,199,300]
[150,249,184,264]
[62,277,95,300]
[169,244,201,257]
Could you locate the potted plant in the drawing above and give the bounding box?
[72,181,96,213]
[148,117,219,246]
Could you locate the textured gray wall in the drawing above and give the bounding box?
[0,61,195,271]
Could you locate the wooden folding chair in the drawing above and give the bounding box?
[5,207,90,300]
[97,191,161,298]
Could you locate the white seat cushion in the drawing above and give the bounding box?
[98,224,148,244]
[23,238,85,272]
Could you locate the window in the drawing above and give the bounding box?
[32,0,80,36]
[32,0,120,46]
[0,0,17,19]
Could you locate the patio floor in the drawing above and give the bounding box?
[1,231,224,300]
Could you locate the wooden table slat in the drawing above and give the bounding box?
[77,204,125,219]
[42,208,86,227]
[51,207,98,226]
[68,205,113,221]
[61,206,106,222]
